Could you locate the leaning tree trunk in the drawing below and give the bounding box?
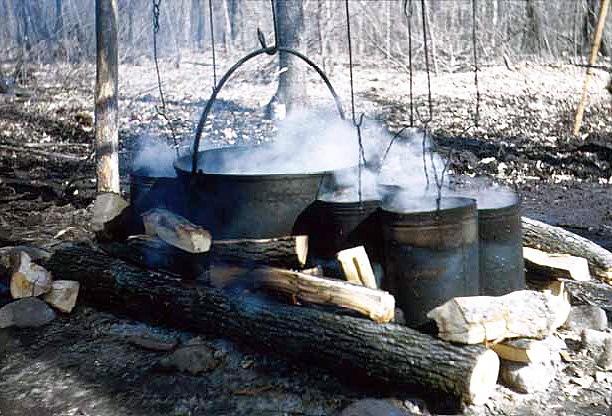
[95,0,120,193]
[44,242,499,408]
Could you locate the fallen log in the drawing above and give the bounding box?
[98,234,309,278]
[522,216,612,282]
[565,280,612,323]
[44,242,499,407]
[523,247,590,282]
[210,235,308,269]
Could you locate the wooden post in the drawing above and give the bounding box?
[95,0,120,193]
[573,0,610,137]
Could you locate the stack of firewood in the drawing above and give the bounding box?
[34,193,612,409]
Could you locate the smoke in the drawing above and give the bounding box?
[132,134,178,177]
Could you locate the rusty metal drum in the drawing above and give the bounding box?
[475,190,525,296]
[379,196,479,328]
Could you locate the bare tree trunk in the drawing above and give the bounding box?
[222,0,233,53]
[190,0,203,49]
[523,0,546,55]
[423,0,438,74]
[55,0,63,38]
[272,0,308,114]
[95,0,120,194]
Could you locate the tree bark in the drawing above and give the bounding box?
[44,242,499,407]
[272,0,308,114]
[522,216,612,282]
[95,0,120,193]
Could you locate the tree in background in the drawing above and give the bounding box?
[268,0,308,117]
[95,0,119,193]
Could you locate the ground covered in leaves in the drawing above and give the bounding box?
[1,51,612,415]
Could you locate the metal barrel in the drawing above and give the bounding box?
[379,196,479,328]
[129,171,187,218]
[476,191,525,296]
[293,198,381,260]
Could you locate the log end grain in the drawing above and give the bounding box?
[467,349,500,406]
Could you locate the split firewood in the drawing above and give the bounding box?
[256,267,393,323]
[427,290,569,344]
[522,216,612,283]
[45,242,500,406]
[204,264,393,323]
[43,280,80,313]
[9,250,53,298]
[523,247,590,282]
[336,246,377,289]
[142,208,212,254]
[491,337,559,363]
[210,235,308,269]
[91,192,131,241]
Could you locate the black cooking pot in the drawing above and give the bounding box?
[173,46,350,239]
[174,146,351,239]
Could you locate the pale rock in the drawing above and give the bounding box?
[44,280,80,313]
[0,297,56,328]
[9,251,53,298]
[580,329,612,370]
[499,359,557,393]
[563,304,608,332]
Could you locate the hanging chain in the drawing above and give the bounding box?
[152,0,179,157]
[404,0,414,127]
[344,0,367,204]
[208,0,217,88]
[472,0,480,128]
[419,0,433,123]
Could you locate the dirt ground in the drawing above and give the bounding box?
[1,52,612,415]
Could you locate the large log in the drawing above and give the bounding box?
[44,242,499,407]
[522,216,612,282]
[98,234,308,278]
[210,235,308,269]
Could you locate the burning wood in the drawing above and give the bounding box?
[142,208,212,254]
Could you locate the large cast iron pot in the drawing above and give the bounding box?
[174,146,350,239]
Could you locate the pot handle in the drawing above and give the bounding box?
[191,47,345,175]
